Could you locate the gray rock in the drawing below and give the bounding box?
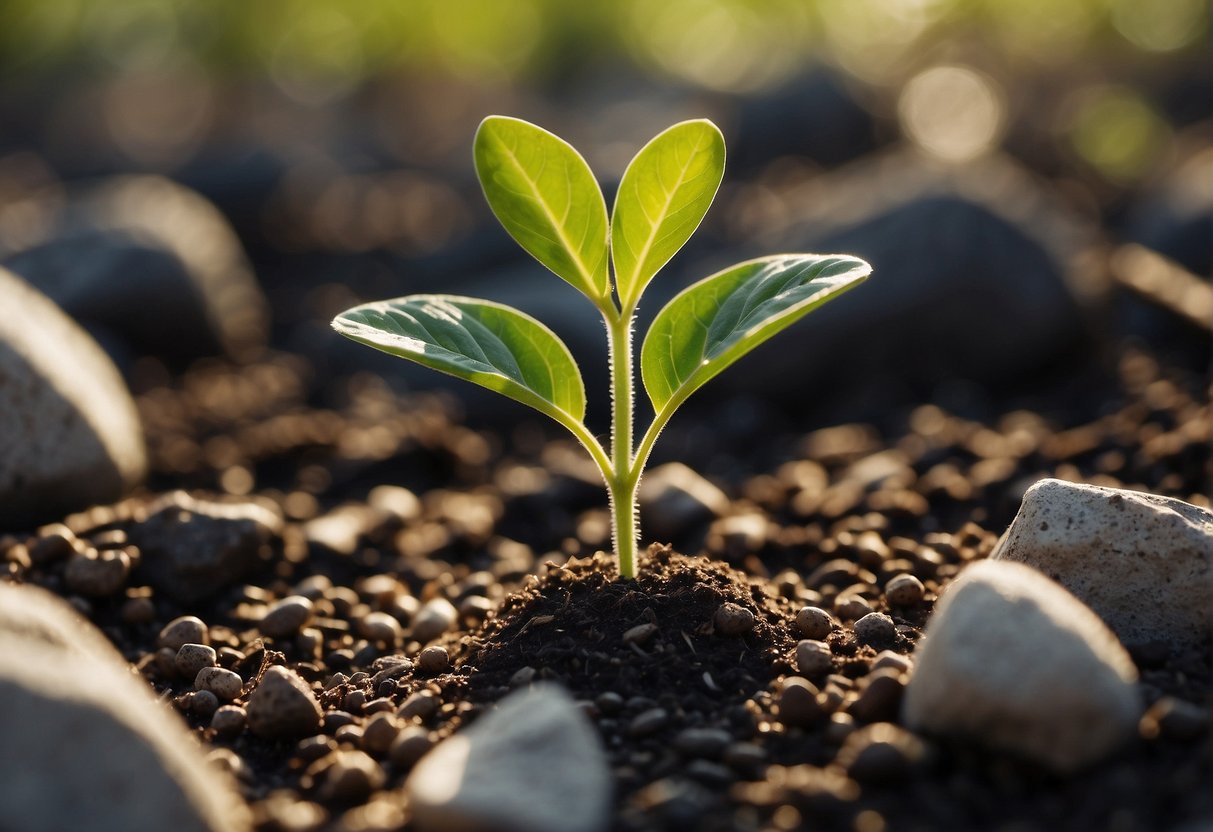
[260,595,314,638]
[639,463,729,544]
[991,478,1213,649]
[406,683,611,832]
[903,560,1140,773]
[0,268,146,528]
[246,666,323,740]
[130,491,283,602]
[0,619,249,831]
[0,582,123,660]
[2,176,268,362]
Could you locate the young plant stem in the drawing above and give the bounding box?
[606,303,639,578]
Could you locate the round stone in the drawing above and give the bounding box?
[64,549,130,597]
[158,616,208,651]
[777,677,823,728]
[247,666,322,739]
[854,613,897,646]
[713,603,755,637]
[210,705,246,736]
[795,606,834,640]
[260,595,314,638]
[195,666,244,702]
[885,574,925,606]
[418,645,450,675]
[796,639,833,676]
[175,644,217,680]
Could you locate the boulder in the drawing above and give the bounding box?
[991,478,1213,649]
[0,267,146,528]
[2,175,267,362]
[902,560,1140,773]
[0,605,249,831]
[406,683,611,832]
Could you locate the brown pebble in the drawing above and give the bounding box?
[418,645,450,674]
[175,643,217,680]
[29,526,80,564]
[210,705,247,736]
[121,596,156,625]
[158,616,208,651]
[795,606,834,640]
[713,603,755,637]
[196,666,244,701]
[778,677,824,728]
[834,595,873,621]
[247,666,323,739]
[837,723,925,783]
[361,712,402,756]
[358,612,402,645]
[796,640,833,676]
[389,726,434,768]
[871,650,913,674]
[190,689,220,717]
[848,668,906,723]
[318,750,384,802]
[64,549,130,597]
[261,595,314,638]
[397,691,439,720]
[623,623,659,645]
[885,574,925,606]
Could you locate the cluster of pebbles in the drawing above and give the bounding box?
[1,343,1209,832]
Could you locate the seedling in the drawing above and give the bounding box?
[333,117,871,578]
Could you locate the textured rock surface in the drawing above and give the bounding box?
[903,560,1141,773]
[2,175,268,362]
[406,684,611,832]
[246,666,323,739]
[0,267,146,528]
[992,478,1213,648]
[0,615,249,831]
[130,491,283,602]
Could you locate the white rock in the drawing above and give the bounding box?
[0,620,249,831]
[902,560,1140,773]
[406,683,611,832]
[992,478,1213,648]
[0,267,145,527]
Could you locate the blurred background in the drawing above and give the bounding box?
[0,0,1208,434]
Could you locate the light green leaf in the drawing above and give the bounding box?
[474,116,610,303]
[332,294,586,425]
[641,254,871,413]
[612,120,725,309]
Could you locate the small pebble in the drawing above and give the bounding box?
[175,643,218,679]
[509,666,537,687]
[211,705,247,736]
[834,595,873,621]
[777,677,823,728]
[325,711,357,732]
[673,727,732,758]
[190,689,220,718]
[261,595,314,638]
[885,574,925,606]
[397,691,439,720]
[411,598,458,643]
[837,722,925,784]
[623,623,659,645]
[722,742,767,768]
[595,692,624,713]
[247,666,323,739]
[871,650,913,674]
[158,616,208,651]
[824,712,856,744]
[389,726,434,768]
[352,613,397,647]
[196,666,244,701]
[317,751,385,802]
[713,603,755,637]
[854,613,897,646]
[29,526,80,563]
[795,606,834,640]
[417,645,450,675]
[848,668,906,723]
[629,707,670,737]
[796,640,833,676]
[64,549,130,597]
[121,596,156,625]
[361,712,402,756]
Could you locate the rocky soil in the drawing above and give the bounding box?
[2,336,1209,832]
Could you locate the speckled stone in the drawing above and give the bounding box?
[992,478,1213,648]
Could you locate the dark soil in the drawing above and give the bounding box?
[2,342,1210,832]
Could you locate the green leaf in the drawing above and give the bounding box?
[611,120,725,309]
[332,294,587,425]
[474,116,611,303]
[641,254,871,412]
